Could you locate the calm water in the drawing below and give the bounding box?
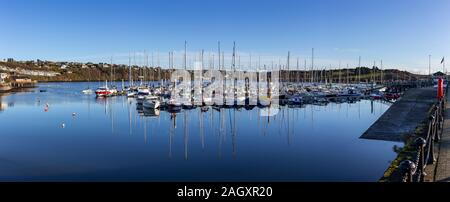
[0,82,401,181]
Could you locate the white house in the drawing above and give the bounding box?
[0,73,8,83]
[60,64,67,69]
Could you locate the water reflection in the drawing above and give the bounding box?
[0,82,401,181]
[89,91,394,155]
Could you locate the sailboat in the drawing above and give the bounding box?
[95,80,117,97]
[95,57,118,97]
[82,66,93,94]
[82,88,93,94]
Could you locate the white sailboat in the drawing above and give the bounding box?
[82,66,93,94]
[82,88,93,94]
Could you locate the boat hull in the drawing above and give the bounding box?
[143,100,160,109]
[95,91,113,96]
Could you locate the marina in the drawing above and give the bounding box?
[2,1,449,194]
[0,82,401,181]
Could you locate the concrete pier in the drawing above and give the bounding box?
[361,87,437,142]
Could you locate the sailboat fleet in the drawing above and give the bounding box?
[83,43,400,114]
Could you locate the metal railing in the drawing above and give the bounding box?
[399,98,445,182]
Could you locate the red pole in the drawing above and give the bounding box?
[438,77,444,100]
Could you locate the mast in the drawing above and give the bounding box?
[146,51,149,83]
[168,51,171,84]
[110,56,113,85]
[381,60,383,84]
[128,53,132,86]
[156,50,160,84]
[338,61,341,84]
[373,60,376,84]
[346,64,349,84]
[202,49,204,70]
[296,57,299,82]
[184,41,187,70]
[287,51,290,82]
[358,56,361,83]
[218,41,221,71]
[172,51,175,71]
[443,57,446,75]
[157,51,160,68]
[311,48,314,83]
[428,55,431,77]
[134,52,136,85]
[258,55,261,71]
[232,41,236,72]
[304,59,307,83]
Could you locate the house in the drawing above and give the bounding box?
[60,64,68,69]
[13,76,33,83]
[0,73,8,83]
[10,75,37,88]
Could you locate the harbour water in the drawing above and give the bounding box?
[0,82,401,181]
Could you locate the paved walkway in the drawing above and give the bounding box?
[435,92,450,182]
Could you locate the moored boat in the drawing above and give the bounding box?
[143,96,161,109]
[82,88,93,94]
[95,80,117,97]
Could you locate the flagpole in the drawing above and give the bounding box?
[428,55,431,77]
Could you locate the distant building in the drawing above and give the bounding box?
[10,75,37,88]
[0,73,8,83]
[7,58,14,62]
[60,64,67,69]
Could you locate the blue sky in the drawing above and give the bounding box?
[1,0,450,73]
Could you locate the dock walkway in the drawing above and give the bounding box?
[435,92,450,182]
[361,88,436,142]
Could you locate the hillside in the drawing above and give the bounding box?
[0,60,428,83]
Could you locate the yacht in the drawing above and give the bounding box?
[143,96,161,109]
[95,81,117,97]
[288,96,303,105]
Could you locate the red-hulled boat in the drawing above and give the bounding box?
[95,81,117,97]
